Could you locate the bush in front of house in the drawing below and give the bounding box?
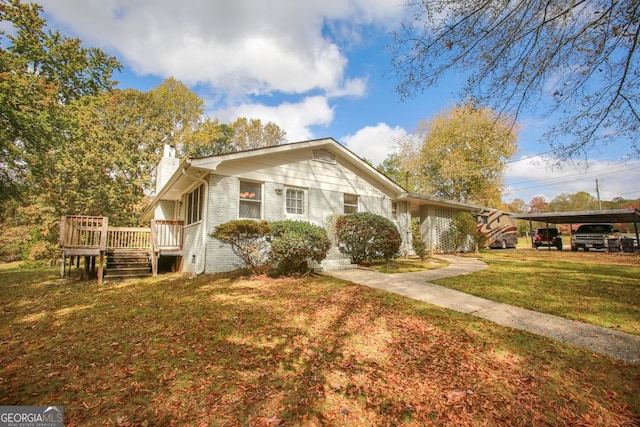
[335,212,401,264]
[269,220,331,275]
[211,220,272,274]
[449,211,479,252]
[411,217,428,261]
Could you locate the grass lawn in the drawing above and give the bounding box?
[1,262,639,426]
[442,249,640,336]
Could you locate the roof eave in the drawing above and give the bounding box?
[139,158,192,222]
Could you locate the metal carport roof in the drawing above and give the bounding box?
[511,208,640,225]
[512,209,640,249]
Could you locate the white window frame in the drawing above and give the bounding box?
[185,184,203,225]
[344,193,358,214]
[239,180,263,219]
[284,187,307,218]
[391,201,398,220]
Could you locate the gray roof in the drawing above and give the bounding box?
[511,208,640,224]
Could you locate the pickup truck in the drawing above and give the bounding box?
[533,227,563,250]
[570,223,618,252]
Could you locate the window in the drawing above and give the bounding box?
[185,184,203,225]
[239,181,262,219]
[344,193,358,214]
[391,202,398,220]
[285,188,305,216]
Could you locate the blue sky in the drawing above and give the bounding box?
[38,0,640,206]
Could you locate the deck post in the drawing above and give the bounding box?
[97,252,104,286]
[98,218,108,285]
[151,251,158,277]
[150,219,158,276]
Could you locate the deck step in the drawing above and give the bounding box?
[106,250,152,279]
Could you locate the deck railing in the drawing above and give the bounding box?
[59,215,108,250]
[60,219,184,251]
[107,227,151,250]
[150,219,184,276]
[152,219,184,249]
[60,216,185,280]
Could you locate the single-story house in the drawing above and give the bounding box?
[140,138,480,274]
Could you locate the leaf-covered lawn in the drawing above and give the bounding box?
[441,250,640,335]
[1,265,638,426]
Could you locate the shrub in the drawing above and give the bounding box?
[269,220,331,276]
[449,211,479,253]
[27,240,57,264]
[211,220,272,274]
[0,224,30,262]
[335,212,401,264]
[475,232,488,251]
[411,218,428,261]
[324,213,341,245]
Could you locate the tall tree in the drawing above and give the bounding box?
[505,198,528,214]
[529,196,549,213]
[377,153,413,189]
[0,0,120,207]
[148,77,204,156]
[549,192,599,212]
[182,119,235,158]
[399,101,517,206]
[230,117,287,150]
[604,197,640,210]
[391,0,640,159]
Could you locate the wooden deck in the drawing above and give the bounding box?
[59,215,184,284]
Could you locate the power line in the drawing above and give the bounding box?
[505,150,554,164]
[613,189,640,197]
[507,164,639,188]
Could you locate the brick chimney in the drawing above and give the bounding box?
[156,144,179,194]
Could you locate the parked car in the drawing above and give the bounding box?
[570,223,619,252]
[533,227,563,250]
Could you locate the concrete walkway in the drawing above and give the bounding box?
[323,255,640,364]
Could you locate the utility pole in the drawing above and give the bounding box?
[596,178,602,210]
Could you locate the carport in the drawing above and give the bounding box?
[511,208,640,251]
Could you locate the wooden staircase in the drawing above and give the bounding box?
[59,216,184,284]
[106,249,152,279]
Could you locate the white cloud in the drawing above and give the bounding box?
[214,96,335,141]
[39,0,404,97]
[341,123,407,165]
[504,155,640,203]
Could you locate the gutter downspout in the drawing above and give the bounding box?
[182,166,208,275]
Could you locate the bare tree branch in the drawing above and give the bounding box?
[391,0,640,160]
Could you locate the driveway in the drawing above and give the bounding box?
[323,255,640,364]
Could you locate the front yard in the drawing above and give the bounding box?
[1,258,638,426]
[445,249,640,336]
